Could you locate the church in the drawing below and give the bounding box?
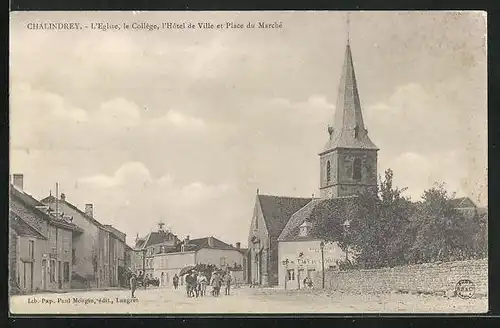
[247,31,378,287]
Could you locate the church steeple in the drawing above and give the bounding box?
[324,21,378,152]
[319,14,379,199]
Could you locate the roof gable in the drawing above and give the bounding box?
[40,195,103,227]
[449,197,477,209]
[11,187,83,233]
[257,195,312,239]
[10,211,47,239]
[281,196,359,242]
[278,199,321,241]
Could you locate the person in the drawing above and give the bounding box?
[129,273,137,298]
[198,272,208,297]
[193,272,199,298]
[173,274,179,290]
[224,271,232,295]
[210,271,221,297]
[185,273,193,297]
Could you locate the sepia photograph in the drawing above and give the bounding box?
[9,11,487,314]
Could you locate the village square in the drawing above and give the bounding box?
[9,12,487,314]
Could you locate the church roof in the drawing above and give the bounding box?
[279,196,359,242]
[257,194,312,239]
[323,42,378,153]
[277,198,322,241]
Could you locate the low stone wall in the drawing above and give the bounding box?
[313,258,487,297]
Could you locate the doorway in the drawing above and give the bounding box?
[41,259,47,290]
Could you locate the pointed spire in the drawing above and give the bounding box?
[323,18,378,152]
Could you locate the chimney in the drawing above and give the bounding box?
[60,193,66,202]
[85,204,94,218]
[13,174,24,190]
[236,242,241,249]
[208,236,214,247]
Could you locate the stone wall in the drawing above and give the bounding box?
[313,258,487,297]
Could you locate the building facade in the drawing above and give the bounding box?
[9,175,83,293]
[151,236,245,286]
[247,193,311,286]
[41,194,127,288]
[248,35,378,288]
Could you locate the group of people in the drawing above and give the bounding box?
[183,270,233,297]
[129,269,235,299]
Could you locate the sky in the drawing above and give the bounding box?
[9,11,487,247]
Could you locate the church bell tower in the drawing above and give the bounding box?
[319,16,379,199]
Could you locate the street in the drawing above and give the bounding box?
[10,286,487,314]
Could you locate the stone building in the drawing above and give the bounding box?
[9,175,83,293]
[247,194,311,286]
[41,193,127,289]
[248,35,379,287]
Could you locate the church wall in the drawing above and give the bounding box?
[247,197,270,285]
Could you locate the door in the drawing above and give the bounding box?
[297,269,304,289]
[41,260,47,290]
[58,261,62,289]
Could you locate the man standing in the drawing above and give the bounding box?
[210,271,221,297]
[130,273,137,298]
[224,271,232,296]
[173,274,179,290]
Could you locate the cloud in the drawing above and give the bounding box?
[94,98,142,127]
[79,162,152,188]
[159,110,206,129]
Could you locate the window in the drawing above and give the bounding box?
[352,158,362,180]
[63,262,69,282]
[326,160,331,184]
[28,240,34,260]
[50,259,56,283]
[220,257,226,267]
[287,269,295,281]
[299,220,310,237]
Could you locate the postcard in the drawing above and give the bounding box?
[9,10,487,314]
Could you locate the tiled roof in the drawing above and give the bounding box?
[41,194,103,227]
[10,211,47,239]
[144,231,179,248]
[277,198,322,241]
[11,187,83,233]
[449,197,477,209]
[323,43,378,152]
[281,196,359,242]
[172,236,238,252]
[257,194,312,239]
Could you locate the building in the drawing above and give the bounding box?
[247,194,312,286]
[41,193,127,288]
[131,222,181,277]
[152,236,245,286]
[9,174,83,293]
[247,32,380,288]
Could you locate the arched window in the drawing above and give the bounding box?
[353,158,362,180]
[326,161,331,184]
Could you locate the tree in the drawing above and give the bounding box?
[407,183,475,263]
